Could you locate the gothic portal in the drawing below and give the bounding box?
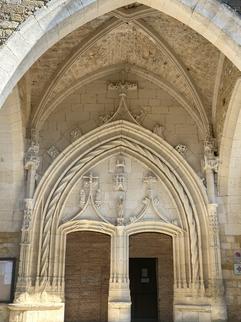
[1,1,241,322]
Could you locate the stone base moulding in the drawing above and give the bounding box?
[108,301,131,322]
[174,304,212,322]
[7,302,227,322]
[8,303,64,322]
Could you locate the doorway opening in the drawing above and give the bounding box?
[129,258,158,322]
[129,233,173,322]
[64,231,110,322]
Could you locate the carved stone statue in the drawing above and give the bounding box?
[95,188,102,208]
[25,141,40,198]
[117,195,125,225]
[203,138,219,203]
[79,189,86,208]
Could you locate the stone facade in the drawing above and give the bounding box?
[0,1,241,322]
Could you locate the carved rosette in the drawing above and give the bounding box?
[175,144,187,156]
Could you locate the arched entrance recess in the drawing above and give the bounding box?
[9,121,226,322]
[1,0,241,109]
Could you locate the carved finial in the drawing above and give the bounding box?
[99,79,147,126]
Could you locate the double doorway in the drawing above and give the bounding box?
[64,231,173,322]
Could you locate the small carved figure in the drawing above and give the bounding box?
[95,188,102,208]
[115,174,125,191]
[25,141,40,169]
[134,108,146,123]
[25,141,40,198]
[79,189,86,208]
[99,112,113,124]
[47,145,59,160]
[153,123,165,139]
[117,195,125,225]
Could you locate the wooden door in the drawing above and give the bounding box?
[129,258,158,322]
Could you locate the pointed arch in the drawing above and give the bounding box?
[16,121,211,294]
[1,0,241,111]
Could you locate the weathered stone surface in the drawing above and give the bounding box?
[216,57,241,143]
[0,0,48,46]
[1,2,241,322]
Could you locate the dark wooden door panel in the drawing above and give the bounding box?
[130,258,158,322]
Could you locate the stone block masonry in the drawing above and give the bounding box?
[0,0,48,46]
[65,231,111,322]
[0,0,240,46]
